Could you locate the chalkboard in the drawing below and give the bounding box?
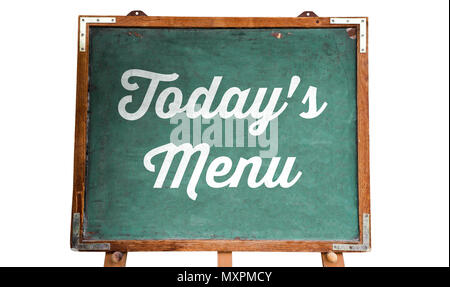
[72,16,370,252]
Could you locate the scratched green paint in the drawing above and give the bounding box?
[85,27,358,241]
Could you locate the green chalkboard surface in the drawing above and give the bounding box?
[84,27,358,241]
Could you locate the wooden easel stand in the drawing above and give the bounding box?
[104,251,343,267]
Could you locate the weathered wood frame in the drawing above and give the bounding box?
[71,15,370,253]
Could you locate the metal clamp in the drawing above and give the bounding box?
[127,10,147,16]
[298,11,318,17]
[330,18,367,53]
[79,17,116,52]
[333,213,371,252]
[71,213,110,251]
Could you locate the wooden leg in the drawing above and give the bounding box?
[104,251,127,267]
[321,251,344,267]
[217,251,232,267]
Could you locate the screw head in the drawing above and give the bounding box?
[326,251,338,263]
[111,251,124,263]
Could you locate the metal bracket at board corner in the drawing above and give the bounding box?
[79,17,116,52]
[330,18,367,53]
[71,213,110,251]
[333,213,371,252]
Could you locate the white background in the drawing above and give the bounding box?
[0,0,448,267]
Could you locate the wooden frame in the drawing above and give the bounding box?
[71,15,370,254]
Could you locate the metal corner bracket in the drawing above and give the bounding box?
[330,18,367,53]
[333,213,371,252]
[71,213,110,251]
[79,17,116,52]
